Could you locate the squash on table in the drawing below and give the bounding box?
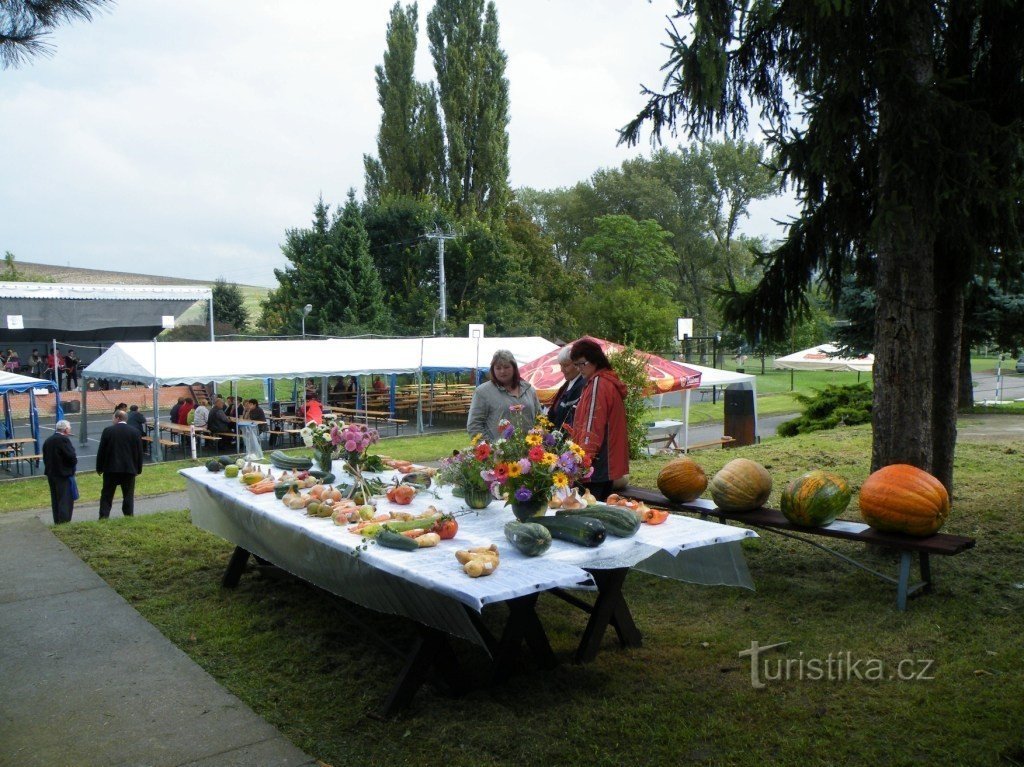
[656,457,708,503]
[708,458,772,512]
[858,464,950,536]
[780,470,851,527]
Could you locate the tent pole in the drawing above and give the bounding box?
[2,392,11,439]
[80,379,88,445]
[29,390,40,456]
[152,339,162,462]
[683,389,690,454]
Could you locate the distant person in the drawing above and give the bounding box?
[96,409,144,519]
[547,345,585,432]
[224,396,239,418]
[372,376,387,393]
[63,349,80,390]
[303,394,323,425]
[45,350,64,387]
[191,400,210,429]
[114,402,128,413]
[206,397,233,437]
[3,349,20,372]
[243,398,267,433]
[126,404,147,435]
[29,349,44,377]
[176,397,194,425]
[169,397,185,424]
[43,419,78,524]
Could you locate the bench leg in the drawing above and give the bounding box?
[896,551,912,611]
[919,552,932,593]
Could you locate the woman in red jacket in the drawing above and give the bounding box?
[567,339,629,501]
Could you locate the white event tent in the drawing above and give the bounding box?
[79,337,557,458]
[774,343,874,373]
[647,363,759,451]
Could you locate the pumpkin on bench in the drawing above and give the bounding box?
[628,458,974,611]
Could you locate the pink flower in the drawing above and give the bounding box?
[345,440,357,452]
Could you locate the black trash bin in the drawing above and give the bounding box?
[723,385,756,447]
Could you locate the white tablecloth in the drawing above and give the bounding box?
[182,465,755,647]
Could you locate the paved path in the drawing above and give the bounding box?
[0,503,317,767]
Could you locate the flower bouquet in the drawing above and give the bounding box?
[486,406,592,520]
[438,438,498,509]
[301,416,384,499]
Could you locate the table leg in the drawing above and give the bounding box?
[222,546,251,587]
[491,593,558,682]
[575,568,642,664]
[377,625,466,719]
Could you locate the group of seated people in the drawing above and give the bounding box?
[167,395,268,435]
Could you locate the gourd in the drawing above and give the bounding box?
[270,451,313,471]
[780,470,851,527]
[205,460,223,472]
[216,455,234,467]
[858,464,950,537]
[555,503,640,537]
[503,521,553,556]
[708,458,772,512]
[532,516,606,547]
[376,529,420,551]
[308,469,336,484]
[656,457,708,503]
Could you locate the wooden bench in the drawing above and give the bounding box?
[141,435,179,459]
[620,487,976,611]
[0,452,42,475]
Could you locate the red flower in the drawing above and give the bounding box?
[528,445,545,462]
[493,463,509,481]
[474,442,492,461]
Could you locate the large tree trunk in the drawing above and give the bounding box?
[872,2,959,494]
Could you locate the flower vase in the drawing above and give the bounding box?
[463,485,493,510]
[315,449,334,472]
[509,495,547,522]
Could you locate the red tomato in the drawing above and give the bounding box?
[432,515,458,540]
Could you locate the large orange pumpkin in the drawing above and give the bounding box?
[858,464,950,536]
[657,457,708,502]
[708,458,772,512]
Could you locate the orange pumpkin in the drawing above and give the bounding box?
[708,458,772,512]
[858,464,949,536]
[657,457,708,503]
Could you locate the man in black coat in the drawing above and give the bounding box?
[43,419,78,524]
[96,409,144,519]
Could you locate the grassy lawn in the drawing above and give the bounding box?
[49,424,1024,766]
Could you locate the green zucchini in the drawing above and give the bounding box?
[308,470,336,483]
[533,516,606,547]
[376,529,420,551]
[504,521,552,556]
[359,516,440,538]
[270,450,313,471]
[556,504,640,537]
[273,481,299,500]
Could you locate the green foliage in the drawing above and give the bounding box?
[261,195,391,336]
[607,347,649,460]
[1,0,113,68]
[777,383,873,437]
[211,278,248,333]
[427,0,509,218]
[579,214,676,296]
[1,251,53,282]
[363,3,445,201]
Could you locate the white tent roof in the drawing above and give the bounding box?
[774,343,874,373]
[0,370,57,393]
[683,362,756,388]
[81,337,558,386]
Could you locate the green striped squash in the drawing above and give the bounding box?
[780,470,851,527]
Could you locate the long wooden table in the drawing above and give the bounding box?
[182,467,754,716]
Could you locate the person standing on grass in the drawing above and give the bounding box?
[96,409,144,519]
[43,420,77,524]
[466,349,541,443]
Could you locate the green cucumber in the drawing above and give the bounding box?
[533,515,606,547]
[556,504,640,537]
[308,470,336,483]
[270,450,313,470]
[504,521,552,556]
[376,529,420,551]
[359,516,440,538]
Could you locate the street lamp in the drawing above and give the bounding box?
[301,304,312,338]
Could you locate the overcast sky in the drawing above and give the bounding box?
[1,0,797,288]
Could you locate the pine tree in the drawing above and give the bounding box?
[330,193,392,334]
[427,0,510,217]
[211,278,248,333]
[621,1,1024,491]
[1,0,112,68]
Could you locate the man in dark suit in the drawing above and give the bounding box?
[96,409,144,519]
[43,419,78,524]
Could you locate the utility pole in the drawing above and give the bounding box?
[424,226,456,327]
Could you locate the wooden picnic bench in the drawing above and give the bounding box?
[620,487,976,611]
[0,452,42,475]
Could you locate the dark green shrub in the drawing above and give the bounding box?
[777,383,873,437]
